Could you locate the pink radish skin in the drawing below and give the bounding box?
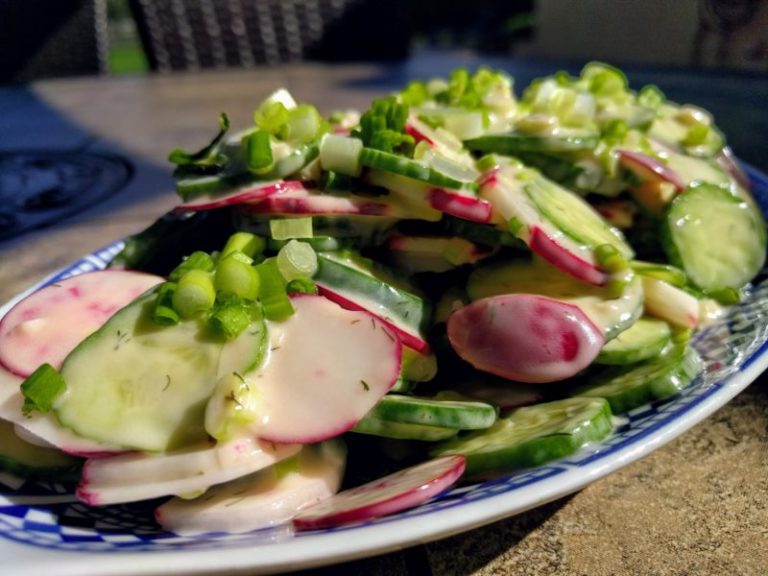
[77,438,301,506]
[0,270,163,377]
[428,188,493,223]
[240,187,404,217]
[716,146,751,191]
[617,150,685,192]
[241,294,402,444]
[293,455,465,530]
[315,285,430,353]
[447,294,605,383]
[528,227,608,287]
[173,180,304,212]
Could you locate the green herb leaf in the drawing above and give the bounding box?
[21,363,66,416]
[168,113,230,175]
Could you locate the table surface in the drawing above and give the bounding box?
[1,52,767,576]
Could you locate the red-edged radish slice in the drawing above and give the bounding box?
[173,180,303,212]
[293,455,465,530]
[239,187,408,217]
[447,294,605,383]
[315,286,429,353]
[716,146,751,191]
[428,188,493,223]
[156,440,346,535]
[0,270,163,377]
[617,149,685,192]
[480,170,608,286]
[76,437,301,506]
[642,277,700,329]
[238,294,402,443]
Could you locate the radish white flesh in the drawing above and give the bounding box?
[235,294,402,443]
[480,169,608,286]
[617,149,685,192]
[447,294,605,383]
[315,286,430,353]
[173,180,303,212]
[642,277,700,329]
[293,455,465,530]
[239,187,408,217]
[76,438,301,506]
[156,440,346,535]
[0,270,162,377]
[427,188,493,223]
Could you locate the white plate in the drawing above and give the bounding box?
[2,167,768,576]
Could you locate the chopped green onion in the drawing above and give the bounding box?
[277,240,318,281]
[153,282,181,325]
[245,130,274,174]
[286,278,318,295]
[254,101,290,135]
[319,133,363,176]
[169,251,216,282]
[208,297,253,340]
[255,258,294,321]
[215,256,261,300]
[168,113,230,174]
[682,124,710,147]
[595,244,629,273]
[173,269,216,318]
[21,363,66,416]
[221,232,265,260]
[638,85,665,109]
[280,104,324,145]
[270,217,313,240]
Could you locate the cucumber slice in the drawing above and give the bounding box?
[353,416,458,441]
[524,176,634,260]
[55,296,265,452]
[359,147,465,189]
[662,183,767,291]
[465,131,600,154]
[664,152,731,189]
[314,251,431,350]
[431,397,613,478]
[467,257,643,340]
[363,394,498,430]
[595,317,672,365]
[574,345,703,413]
[0,420,81,480]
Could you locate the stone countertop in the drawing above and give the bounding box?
[1,54,767,575]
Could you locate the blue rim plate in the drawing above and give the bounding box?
[2,166,768,576]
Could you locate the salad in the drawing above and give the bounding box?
[0,63,765,535]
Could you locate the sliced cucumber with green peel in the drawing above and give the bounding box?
[55,295,266,452]
[596,317,672,365]
[524,176,634,260]
[467,257,643,340]
[314,251,432,351]
[353,416,458,441]
[431,397,613,478]
[359,147,465,189]
[363,394,498,430]
[662,183,767,291]
[0,420,81,480]
[465,131,600,154]
[574,345,703,413]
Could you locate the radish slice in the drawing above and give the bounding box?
[173,180,303,212]
[239,187,408,217]
[76,438,301,506]
[617,149,685,192]
[480,170,608,286]
[642,276,700,329]
[446,381,545,411]
[293,455,465,530]
[716,146,751,191]
[0,270,163,377]
[447,294,605,383]
[237,294,402,443]
[156,440,346,535]
[428,188,493,223]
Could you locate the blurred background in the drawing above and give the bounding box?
[0,0,766,83]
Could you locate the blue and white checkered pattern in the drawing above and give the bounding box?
[2,168,768,554]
